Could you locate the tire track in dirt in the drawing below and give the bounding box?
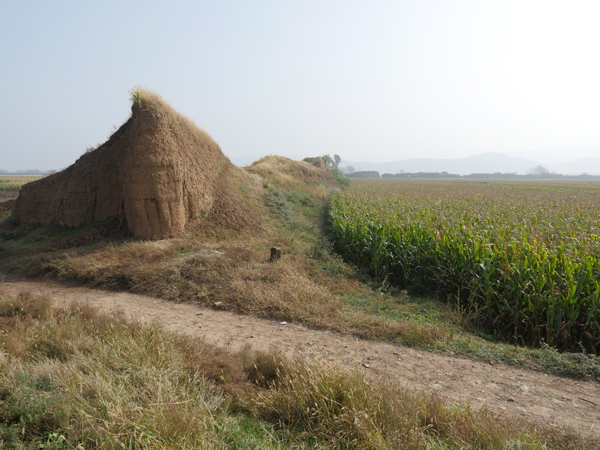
[2,274,599,438]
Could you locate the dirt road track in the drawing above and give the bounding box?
[2,274,599,438]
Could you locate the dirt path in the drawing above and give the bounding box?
[2,274,600,438]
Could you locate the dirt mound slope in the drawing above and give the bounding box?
[14,89,259,239]
[246,155,335,194]
[0,200,15,218]
[0,192,19,203]
[0,192,18,216]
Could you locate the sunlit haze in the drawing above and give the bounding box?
[1,0,599,171]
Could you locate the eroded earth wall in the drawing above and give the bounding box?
[14,100,233,239]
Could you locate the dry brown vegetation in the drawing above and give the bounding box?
[40,234,448,348]
[246,155,337,199]
[1,290,595,449]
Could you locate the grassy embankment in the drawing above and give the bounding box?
[1,290,596,449]
[1,163,599,380]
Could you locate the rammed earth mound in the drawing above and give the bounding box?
[14,89,260,239]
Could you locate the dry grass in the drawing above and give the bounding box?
[0,290,295,448]
[251,357,596,450]
[0,291,594,449]
[246,156,336,199]
[41,233,450,349]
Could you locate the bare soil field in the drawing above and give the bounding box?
[2,273,599,439]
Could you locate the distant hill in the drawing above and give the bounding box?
[344,153,543,176]
[343,151,600,176]
[546,158,600,175]
[381,172,600,181]
[508,146,600,165]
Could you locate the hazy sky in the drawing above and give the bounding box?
[1,0,600,170]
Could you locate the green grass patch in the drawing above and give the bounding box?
[342,288,600,379]
[345,291,453,328]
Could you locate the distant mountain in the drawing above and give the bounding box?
[230,150,600,175]
[508,146,600,165]
[546,158,600,175]
[344,153,544,176]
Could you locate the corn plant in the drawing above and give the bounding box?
[329,180,600,352]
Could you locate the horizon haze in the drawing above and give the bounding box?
[1,1,600,171]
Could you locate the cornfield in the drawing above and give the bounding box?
[329,180,600,352]
[0,176,41,191]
